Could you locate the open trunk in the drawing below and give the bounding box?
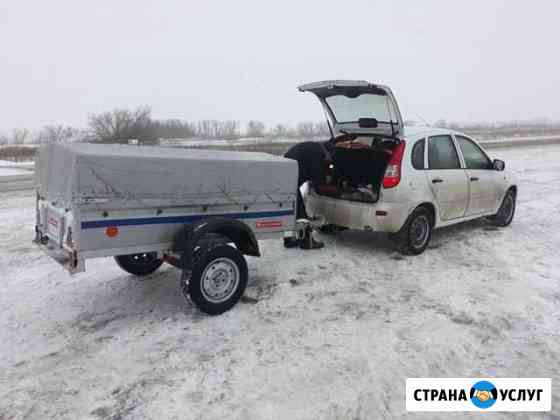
[315,139,397,204]
[298,80,405,204]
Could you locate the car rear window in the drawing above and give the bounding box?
[428,135,461,169]
[411,138,425,169]
[325,93,392,123]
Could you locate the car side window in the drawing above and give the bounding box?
[428,135,461,169]
[456,135,492,170]
[411,138,425,169]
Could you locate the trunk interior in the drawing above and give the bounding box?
[315,139,396,204]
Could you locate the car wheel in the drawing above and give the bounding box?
[114,252,164,276]
[393,207,433,255]
[488,189,516,227]
[185,244,248,315]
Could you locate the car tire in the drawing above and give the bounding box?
[392,207,433,255]
[488,189,516,227]
[185,244,248,315]
[114,252,164,276]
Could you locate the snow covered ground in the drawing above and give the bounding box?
[0,160,34,177]
[1,145,559,419]
[0,167,31,177]
[0,160,34,167]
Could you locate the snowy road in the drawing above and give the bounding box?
[0,161,34,193]
[1,145,559,419]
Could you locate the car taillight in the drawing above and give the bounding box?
[383,141,406,189]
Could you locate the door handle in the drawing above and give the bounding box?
[432,178,444,184]
[470,177,479,182]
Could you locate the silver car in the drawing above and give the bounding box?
[300,80,518,254]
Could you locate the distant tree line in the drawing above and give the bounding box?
[85,107,331,144]
[431,118,560,131]
[0,106,332,145]
[2,106,560,146]
[0,126,86,146]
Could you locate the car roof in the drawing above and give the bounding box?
[402,125,470,141]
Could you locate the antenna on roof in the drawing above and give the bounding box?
[414,112,431,127]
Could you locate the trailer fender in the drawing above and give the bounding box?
[172,218,260,269]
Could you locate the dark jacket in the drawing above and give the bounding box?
[284,141,330,185]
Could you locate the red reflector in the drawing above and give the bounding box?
[376,210,388,216]
[106,226,119,238]
[383,141,406,189]
[256,220,283,229]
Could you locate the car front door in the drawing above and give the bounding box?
[426,134,469,220]
[455,135,502,215]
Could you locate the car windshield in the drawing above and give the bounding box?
[325,93,393,123]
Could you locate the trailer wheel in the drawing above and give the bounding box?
[114,252,164,276]
[185,244,248,315]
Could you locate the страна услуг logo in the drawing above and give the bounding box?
[470,380,498,409]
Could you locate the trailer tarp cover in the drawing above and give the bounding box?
[35,143,298,210]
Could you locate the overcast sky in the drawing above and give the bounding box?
[1,0,559,131]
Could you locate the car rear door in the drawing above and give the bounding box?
[426,134,469,220]
[455,135,502,216]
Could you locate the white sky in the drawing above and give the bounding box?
[1,0,559,130]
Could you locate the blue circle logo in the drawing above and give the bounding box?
[470,381,498,409]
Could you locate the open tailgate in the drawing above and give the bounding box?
[298,80,404,138]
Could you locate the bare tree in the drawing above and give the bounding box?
[296,121,315,138]
[313,121,330,137]
[11,128,29,144]
[221,120,240,139]
[88,106,155,144]
[196,120,217,138]
[36,125,77,144]
[0,132,7,145]
[196,120,240,139]
[271,124,289,138]
[151,119,196,139]
[246,120,266,137]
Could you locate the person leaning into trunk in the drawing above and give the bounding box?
[283,140,332,250]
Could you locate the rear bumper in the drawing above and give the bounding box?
[33,230,84,274]
[305,190,409,233]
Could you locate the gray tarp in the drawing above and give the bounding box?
[35,143,298,210]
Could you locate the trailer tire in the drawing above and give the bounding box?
[114,252,164,276]
[186,244,248,315]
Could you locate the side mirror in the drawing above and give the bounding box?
[493,159,505,171]
[358,118,378,128]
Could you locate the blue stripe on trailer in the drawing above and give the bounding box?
[81,209,294,229]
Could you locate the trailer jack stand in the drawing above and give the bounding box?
[180,269,192,301]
